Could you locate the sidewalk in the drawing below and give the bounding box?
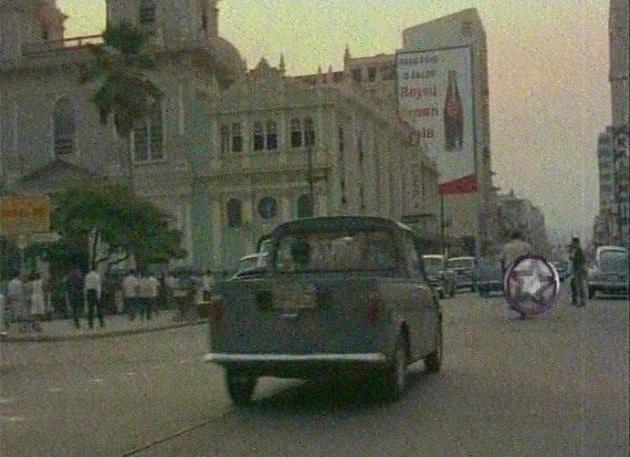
[1,310,207,343]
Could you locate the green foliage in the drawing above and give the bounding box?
[81,21,162,139]
[50,185,184,269]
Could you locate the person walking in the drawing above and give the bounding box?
[147,272,159,319]
[122,270,139,320]
[84,268,104,329]
[569,237,587,307]
[28,273,46,332]
[164,271,177,311]
[7,272,27,332]
[137,270,152,322]
[201,270,215,302]
[65,268,84,330]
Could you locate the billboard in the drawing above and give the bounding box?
[0,196,51,237]
[397,46,477,194]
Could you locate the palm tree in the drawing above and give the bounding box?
[81,21,162,194]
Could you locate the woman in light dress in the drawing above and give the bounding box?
[28,273,46,332]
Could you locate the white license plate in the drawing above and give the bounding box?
[272,282,317,310]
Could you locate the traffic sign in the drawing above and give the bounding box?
[0,196,51,236]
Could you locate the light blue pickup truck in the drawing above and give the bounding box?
[204,216,443,404]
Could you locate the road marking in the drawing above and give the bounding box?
[126,372,137,376]
[89,378,104,384]
[47,388,63,393]
[0,398,16,406]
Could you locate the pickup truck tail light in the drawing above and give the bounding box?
[209,295,225,321]
[366,290,384,323]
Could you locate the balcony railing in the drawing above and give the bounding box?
[22,34,104,57]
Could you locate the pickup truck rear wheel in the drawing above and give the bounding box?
[380,333,408,402]
[424,326,443,374]
[225,371,257,406]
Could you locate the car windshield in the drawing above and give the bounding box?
[274,230,400,273]
[448,258,474,269]
[599,250,629,272]
[423,257,443,272]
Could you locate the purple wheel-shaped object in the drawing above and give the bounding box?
[504,254,560,317]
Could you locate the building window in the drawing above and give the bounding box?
[351,68,362,82]
[53,98,75,156]
[266,120,278,150]
[227,199,242,227]
[338,127,344,153]
[220,125,230,154]
[41,24,49,41]
[368,67,377,82]
[291,118,302,148]
[201,2,208,31]
[231,123,243,152]
[134,102,163,162]
[381,64,396,80]
[303,117,315,147]
[297,194,314,219]
[358,132,365,162]
[139,0,156,25]
[253,121,265,151]
[258,197,277,219]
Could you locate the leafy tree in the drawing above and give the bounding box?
[49,185,185,270]
[81,21,162,193]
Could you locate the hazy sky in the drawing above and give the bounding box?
[58,0,611,242]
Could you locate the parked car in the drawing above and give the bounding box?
[422,254,456,298]
[204,216,443,404]
[447,256,477,292]
[588,246,628,298]
[551,260,569,282]
[475,257,504,297]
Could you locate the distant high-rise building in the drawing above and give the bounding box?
[609,0,629,128]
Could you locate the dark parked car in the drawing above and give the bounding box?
[588,246,628,298]
[422,254,456,298]
[475,257,504,297]
[447,256,477,292]
[204,216,443,404]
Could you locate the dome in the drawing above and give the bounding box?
[206,36,246,88]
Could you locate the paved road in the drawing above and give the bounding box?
[1,289,628,457]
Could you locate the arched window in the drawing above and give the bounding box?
[297,194,314,219]
[139,0,156,25]
[253,121,264,151]
[53,98,75,155]
[227,199,242,227]
[134,102,163,162]
[231,123,243,152]
[266,120,278,150]
[290,118,302,148]
[303,117,315,147]
[220,124,230,154]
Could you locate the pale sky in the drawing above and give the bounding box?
[58,0,612,242]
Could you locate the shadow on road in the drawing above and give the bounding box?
[246,363,432,415]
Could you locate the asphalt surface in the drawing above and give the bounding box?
[1,288,628,457]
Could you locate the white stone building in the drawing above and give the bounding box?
[0,0,440,271]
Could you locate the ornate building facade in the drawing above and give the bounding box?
[0,0,440,271]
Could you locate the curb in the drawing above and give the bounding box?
[0,319,208,343]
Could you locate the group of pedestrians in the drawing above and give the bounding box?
[122,270,160,322]
[5,271,48,332]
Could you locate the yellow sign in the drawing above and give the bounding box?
[0,196,51,237]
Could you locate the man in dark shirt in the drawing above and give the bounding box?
[65,268,84,329]
[569,237,587,307]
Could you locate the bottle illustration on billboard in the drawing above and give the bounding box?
[444,69,464,151]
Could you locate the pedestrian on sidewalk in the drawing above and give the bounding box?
[28,272,46,332]
[65,268,84,330]
[164,271,176,311]
[569,237,587,307]
[84,268,104,329]
[201,270,215,302]
[137,270,152,322]
[147,271,160,318]
[7,271,27,332]
[122,270,140,320]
